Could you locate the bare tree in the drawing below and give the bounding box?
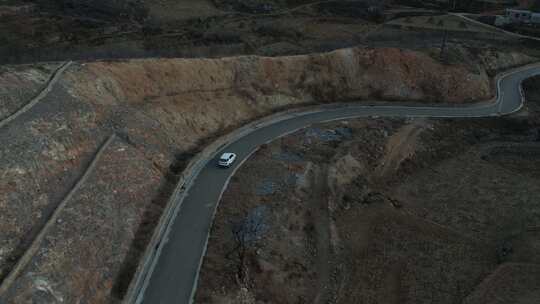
[227,206,268,283]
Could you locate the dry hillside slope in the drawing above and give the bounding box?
[0,47,536,303]
[60,46,534,165]
[196,75,540,303]
[68,47,494,107]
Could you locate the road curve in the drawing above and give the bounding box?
[136,63,540,304]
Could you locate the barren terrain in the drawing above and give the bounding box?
[0,1,539,303]
[0,45,531,303]
[195,75,540,303]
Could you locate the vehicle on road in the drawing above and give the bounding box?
[218,152,237,167]
[134,64,540,304]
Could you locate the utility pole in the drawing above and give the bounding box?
[441,0,452,59]
[440,29,448,60]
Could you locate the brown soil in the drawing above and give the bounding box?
[0,5,537,299]
[1,136,162,304]
[66,46,502,111]
[195,75,540,303]
[55,45,517,169]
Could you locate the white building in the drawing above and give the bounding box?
[505,9,540,24]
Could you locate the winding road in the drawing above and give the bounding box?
[134,63,540,304]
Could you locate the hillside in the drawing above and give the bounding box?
[196,74,540,304]
[0,46,534,303]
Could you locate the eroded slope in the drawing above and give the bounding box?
[0,48,536,303]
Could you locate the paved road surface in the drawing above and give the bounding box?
[138,64,540,304]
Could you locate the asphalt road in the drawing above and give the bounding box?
[138,65,540,304]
